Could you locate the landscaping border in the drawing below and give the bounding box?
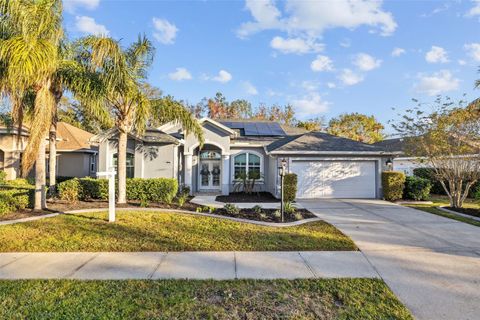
[437,206,480,222]
[0,207,322,227]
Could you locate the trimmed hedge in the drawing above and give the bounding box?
[382,171,406,201]
[413,167,480,197]
[404,176,431,201]
[57,177,178,204]
[0,179,34,216]
[126,178,178,204]
[283,173,298,202]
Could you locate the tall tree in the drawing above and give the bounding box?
[76,35,202,203]
[327,112,384,143]
[296,116,326,131]
[392,97,480,208]
[0,0,63,209]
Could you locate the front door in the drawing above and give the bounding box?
[199,160,221,190]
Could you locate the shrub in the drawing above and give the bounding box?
[294,212,303,221]
[404,176,431,201]
[4,178,32,187]
[176,186,190,207]
[283,173,297,202]
[0,171,6,183]
[126,178,178,204]
[57,178,80,202]
[284,201,295,214]
[382,171,406,201]
[79,178,108,201]
[413,167,480,198]
[0,188,32,216]
[475,185,480,202]
[259,212,267,220]
[224,203,239,215]
[272,210,281,219]
[252,205,263,215]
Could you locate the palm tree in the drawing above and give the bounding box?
[0,0,63,210]
[76,35,203,203]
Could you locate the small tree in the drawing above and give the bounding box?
[392,97,480,208]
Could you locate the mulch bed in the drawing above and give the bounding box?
[47,199,200,212]
[445,207,480,218]
[216,192,280,203]
[208,208,316,223]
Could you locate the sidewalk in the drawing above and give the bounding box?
[0,251,378,280]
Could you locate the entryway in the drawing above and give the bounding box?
[198,148,222,191]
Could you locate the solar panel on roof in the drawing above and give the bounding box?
[256,122,274,135]
[269,123,286,135]
[244,122,259,135]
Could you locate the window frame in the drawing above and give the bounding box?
[113,152,135,178]
[232,151,264,181]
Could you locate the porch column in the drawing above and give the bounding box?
[184,153,193,195]
[222,154,230,195]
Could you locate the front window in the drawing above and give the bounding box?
[113,153,135,178]
[234,152,262,179]
[90,155,96,173]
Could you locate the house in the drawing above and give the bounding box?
[374,138,425,176]
[0,122,98,180]
[93,118,397,199]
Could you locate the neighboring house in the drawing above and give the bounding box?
[374,138,427,176]
[93,118,397,199]
[0,122,98,180]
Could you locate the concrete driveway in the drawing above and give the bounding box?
[299,199,480,320]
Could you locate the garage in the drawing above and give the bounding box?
[290,160,377,199]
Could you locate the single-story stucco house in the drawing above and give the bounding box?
[0,122,98,180]
[92,118,398,199]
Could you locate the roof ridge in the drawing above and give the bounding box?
[58,122,85,148]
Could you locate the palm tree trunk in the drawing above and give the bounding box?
[48,121,57,194]
[117,130,127,204]
[34,138,47,210]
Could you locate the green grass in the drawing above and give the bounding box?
[0,211,356,252]
[407,195,480,227]
[0,279,413,320]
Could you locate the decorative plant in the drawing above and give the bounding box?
[259,213,267,220]
[252,205,263,215]
[294,212,303,221]
[224,203,239,215]
[272,210,281,219]
[284,201,296,214]
[233,171,263,194]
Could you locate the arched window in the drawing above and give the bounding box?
[233,152,262,179]
[113,153,135,178]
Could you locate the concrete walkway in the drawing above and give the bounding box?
[0,251,377,280]
[299,199,480,320]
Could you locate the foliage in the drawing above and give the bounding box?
[272,210,281,219]
[294,212,303,221]
[0,171,6,183]
[284,201,296,214]
[233,171,262,194]
[0,211,357,251]
[176,187,190,207]
[252,205,263,215]
[404,176,431,201]
[296,116,325,131]
[283,173,298,202]
[0,188,32,216]
[126,178,178,204]
[79,178,108,200]
[392,97,480,208]
[474,186,480,202]
[57,178,80,203]
[327,113,384,143]
[382,171,406,201]
[413,167,480,198]
[223,203,239,215]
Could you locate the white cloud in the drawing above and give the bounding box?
[290,93,330,117]
[458,59,467,66]
[208,70,232,83]
[466,0,480,17]
[152,18,178,45]
[311,55,334,72]
[237,0,397,38]
[353,53,381,71]
[391,47,405,57]
[464,43,480,61]
[339,38,351,48]
[75,16,109,36]
[168,68,192,81]
[299,80,319,92]
[327,82,336,89]
[425,46,449,63]
[270,36,323,54]
[414,70,460,96]
[338,69,364,86]
[64,0,99,12]
[243,81,258,95]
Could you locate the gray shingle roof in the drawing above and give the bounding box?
[266,131,391,153]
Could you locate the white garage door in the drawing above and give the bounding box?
[290,160,377,199]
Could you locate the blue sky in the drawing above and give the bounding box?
[63,0,480,133]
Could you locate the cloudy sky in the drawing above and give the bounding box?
[64,0,480,132]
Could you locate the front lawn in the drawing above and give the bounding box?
[406,195,480,227]
[0,279,413,320]
[0,211,356,252]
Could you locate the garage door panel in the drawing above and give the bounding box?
[291,160,376,199]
